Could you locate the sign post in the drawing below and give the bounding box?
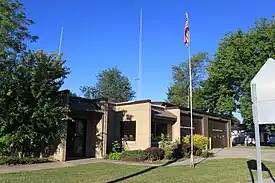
[251,58,275,183]
[251,83,263,183]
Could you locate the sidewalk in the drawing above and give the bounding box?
[0,157,211,174]
[0,158,159,174]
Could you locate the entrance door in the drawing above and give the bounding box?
[66,119,87,158]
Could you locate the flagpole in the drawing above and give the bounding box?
[187,13,194,168]
[58,26,64,56]
[138,8,143,100]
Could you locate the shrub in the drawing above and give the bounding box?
[0,135,12,156]
[183,134,209,150]
[195,148,202,156]
[0,156,51,165]
[158,134,183,160]
[108,152,122,160]
[121,150,149,162]
[111,140,121,153]
[145,147,164,161]
[200,151,214,158]
[172,144,184,159]
[159,134,177,149]
[164,147,173,160]
[182,144,201,158]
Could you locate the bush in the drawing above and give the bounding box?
[159,134,183,160]
[200,151,214,158]
[108,152,122,160]
[172,144,183,159]
[182,144,201,158]
[0,156,51,165]
[195,148,202,156]
[121,150,149,162]
[164,147,173,160]
[159,134,178,150]
[0,135,12,156]
[145,147,164,161]
[183,134,209,150]
[111,141,121,153]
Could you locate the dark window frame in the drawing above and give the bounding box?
[151,122,168,141]
[121,121,136,141]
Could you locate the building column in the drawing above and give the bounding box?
[167,124,172,138]
[202,116,209,137]
[52,90,69,161]
[227,120,231,148]
[95,101,108,158]
[167,109,181,141]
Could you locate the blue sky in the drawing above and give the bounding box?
[22,0,274,119]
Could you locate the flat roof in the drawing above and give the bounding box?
[111,99,151,106]
[152,101,231,120]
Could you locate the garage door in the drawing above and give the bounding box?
[208,119,228,148]
[181,115,203,136]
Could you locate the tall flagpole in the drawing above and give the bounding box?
[189,33,194,168]
[186,12,194,168]
[138,8,143,100]
[58,26,64,56]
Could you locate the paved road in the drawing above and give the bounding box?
[212,147,275,162]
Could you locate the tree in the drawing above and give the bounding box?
[0,51,70,156]
[80,67,135,102]
[0,0,37,55]
[201,17,275,129]
[167,52,208,109]
[70,92,78,97]
[0,0,71,156]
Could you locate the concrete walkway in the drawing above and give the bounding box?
[0,157,214,174]
[0,158,160,174]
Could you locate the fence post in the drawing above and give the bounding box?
[209,137,212,149]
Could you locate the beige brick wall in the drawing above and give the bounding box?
[167,108,181,141]
[52,121,67,161]
[52,139,66,161]
[115,102,151,150]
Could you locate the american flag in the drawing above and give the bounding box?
[184,12,189,47]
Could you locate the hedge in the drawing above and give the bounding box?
[0,156,52,165]
[121,148,165,162]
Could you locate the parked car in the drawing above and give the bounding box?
[268,136,275,145]
[245,134,256,146]
[232,134,246,146]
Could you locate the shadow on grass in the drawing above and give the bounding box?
[194,148,224,167]
[247,159,275,183]
[107,159,178,183]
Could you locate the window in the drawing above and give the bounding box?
[151,122,168,141]
[121,121,136,141]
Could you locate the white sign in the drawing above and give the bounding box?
[251,58,275,124]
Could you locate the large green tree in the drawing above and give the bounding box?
[201,17,275,129]
[0,0,37,55]
[0,51,70,156]
[80,67,135,102]
[167,52,208,109]
[0,0,71,156]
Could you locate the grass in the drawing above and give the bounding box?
[0,159,274,183]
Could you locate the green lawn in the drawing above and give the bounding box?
[0,159,274,183]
